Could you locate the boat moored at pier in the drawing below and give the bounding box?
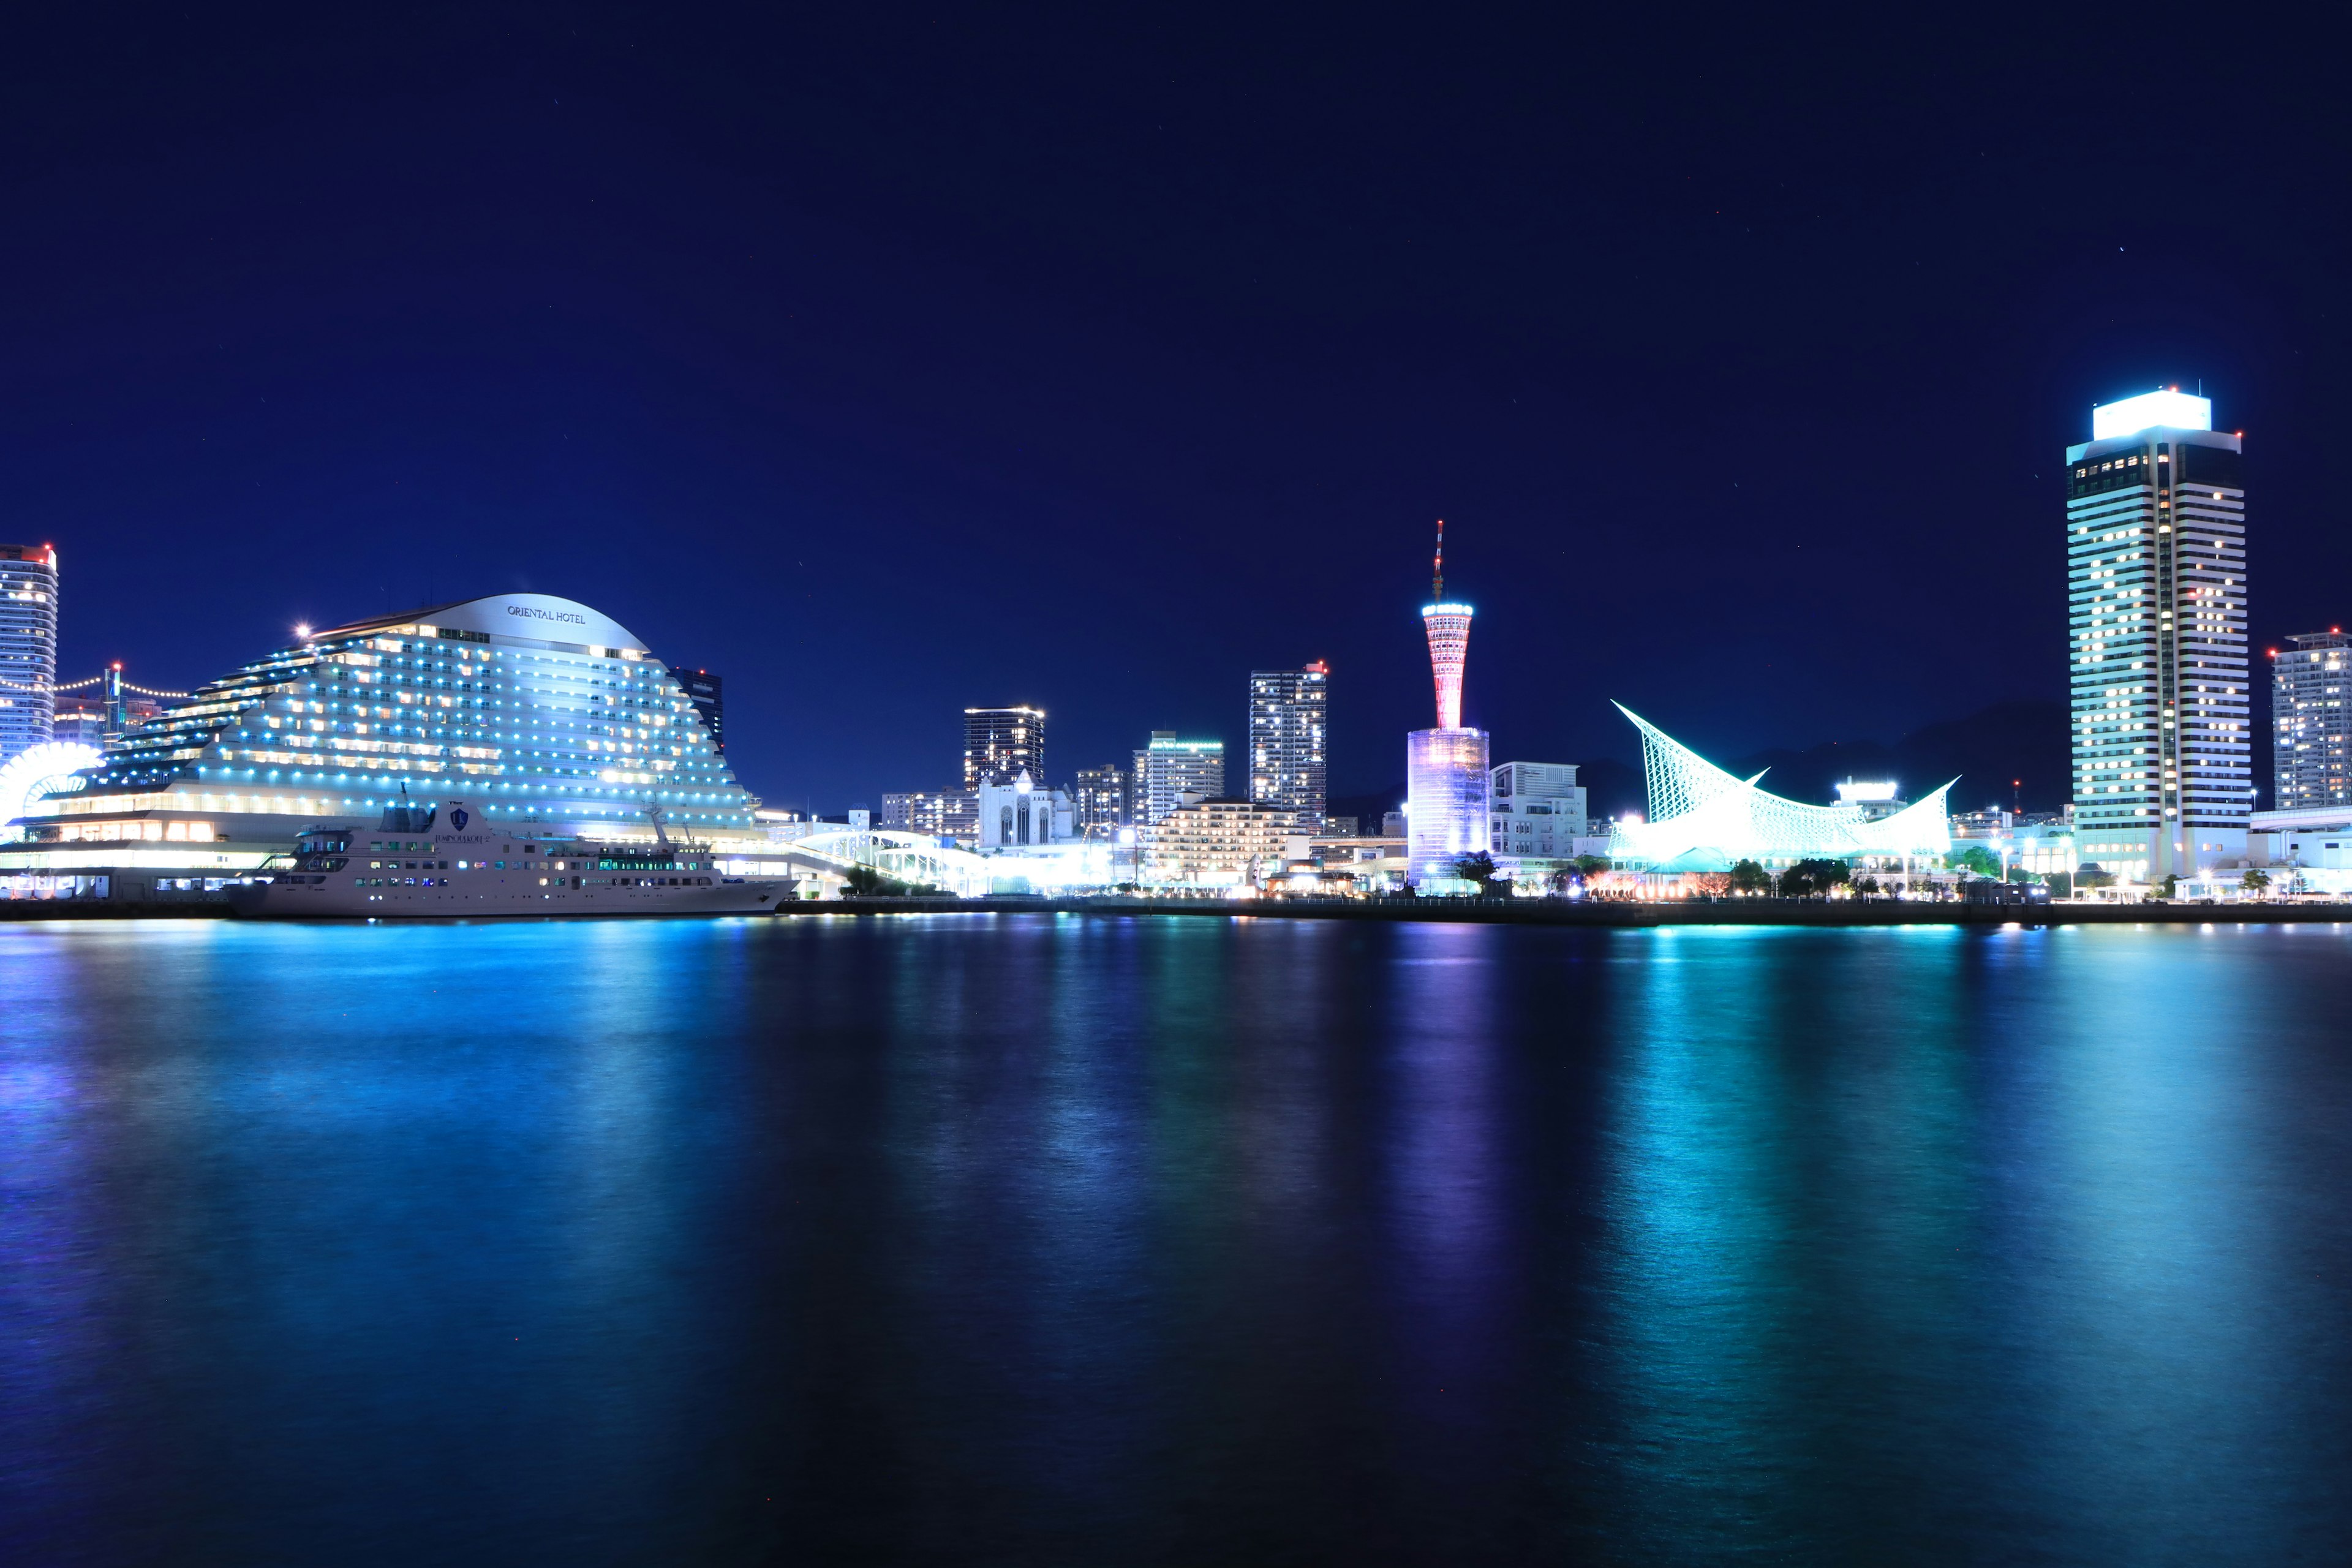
[224,799,786,918]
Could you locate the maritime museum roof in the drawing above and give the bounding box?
[1607,704,1953,870]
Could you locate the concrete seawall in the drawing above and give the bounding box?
[806,895,2352,928]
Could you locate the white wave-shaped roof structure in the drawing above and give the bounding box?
[1607,704,1953,870]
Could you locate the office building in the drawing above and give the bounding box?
[1134,732,1225,824]
[978,771,1076,847]
[2272,630,2352,810]
[12,592,755,859]
[1488,761,1586,861]
[679,669,725,752]
[964,705,1045,788]
[1406,523,1490,882]
[0,544,59,763]
[1140,796,1296,887]
[2067,388,2250,882]
[881,788,979,845]
[1074,764,1129,838]
[1248,662,1329,830]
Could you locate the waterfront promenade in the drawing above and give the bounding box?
[9,893,2343,926]
[813,894,2352,928]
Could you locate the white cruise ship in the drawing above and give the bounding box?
[225,799,788,918]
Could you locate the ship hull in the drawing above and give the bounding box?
[225,873,788,919]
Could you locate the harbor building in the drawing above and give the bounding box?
[0,543,59,763]
[2067,388,2250,883]
[1140,795,1297,888]
[7,592,755,881]
[2272,630,2352,810]
[1488,761,1586,862]
[1134,732,1225,824]
[964,705,1045,788]
[1406,522,1489,883]
[1248,662,1329,831]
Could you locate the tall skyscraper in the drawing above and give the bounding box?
[1248,662,1329,831]
[2067,388,2250,883]
[964,705,1045,788]
[1406,521,1489,883]
[0,543,59,764]
[1074,764,1131,837]
[1134,732,1225,824]
[2271,630,2352,810]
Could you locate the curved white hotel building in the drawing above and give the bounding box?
[2067,389,2250,884]
[9,593,755,875]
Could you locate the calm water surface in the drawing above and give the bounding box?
[6,914,2352,1564]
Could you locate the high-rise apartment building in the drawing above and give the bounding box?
[881,788,981,845]
[2272,631,2352,810]
[1134,732,1224,824]
[964,705,1045,788]
[1074,764,1130,838]
[0,543,59,763]
[2067,388,2250,883]
[680,669,724,751]
[1406,522,1489,883]
[1248,662,1329,831]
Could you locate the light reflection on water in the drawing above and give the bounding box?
[4,916,2351,1564]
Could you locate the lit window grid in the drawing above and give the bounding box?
[1247,668,1327,831]
[962,706,1046,790]
[2273,635,2352,809]
[32,622,752,835]
[1138,799,1298,883]
[0,546,60,763]
[2067,447,2248,874]
[1137,740,1226,824]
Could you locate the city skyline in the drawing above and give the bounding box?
[7,14,2350,813]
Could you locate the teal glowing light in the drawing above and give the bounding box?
[1608,704,1953,870]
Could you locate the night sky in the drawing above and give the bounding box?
[7,9,2348,810]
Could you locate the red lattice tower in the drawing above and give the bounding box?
[1420,519,1473,729]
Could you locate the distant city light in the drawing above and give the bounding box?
[2090,388,2211,440]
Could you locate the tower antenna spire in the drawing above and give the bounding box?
[1432,518,1446,600]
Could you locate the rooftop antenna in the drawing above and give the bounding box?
[1432,518,1446,600]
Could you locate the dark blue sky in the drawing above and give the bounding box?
[6,8,2346,808]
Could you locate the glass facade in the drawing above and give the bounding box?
[36,595,754,843]
[1406,727,1490,881]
